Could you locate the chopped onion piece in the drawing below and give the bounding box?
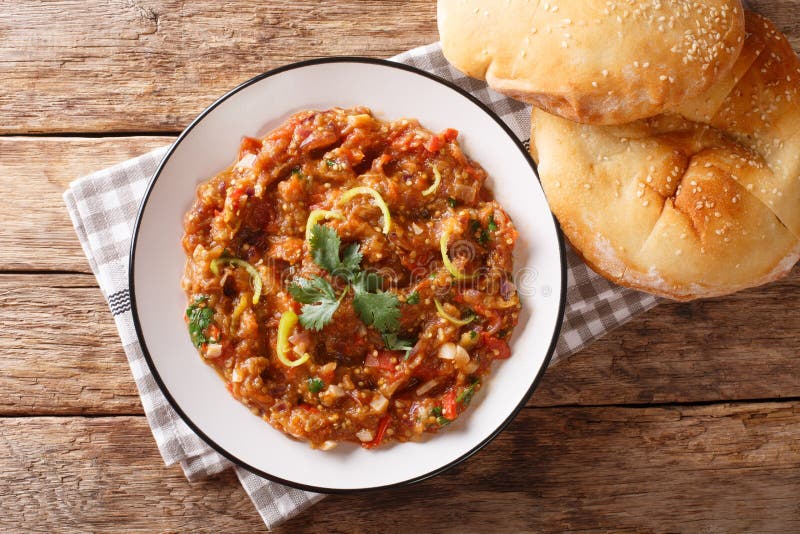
[337,186,391,234]
[235,152,257,170]
[205,343,222,358]
[454,345,470,369]
[437,342,457,360]
[416,379,439,396]
[370,393,389,413]
[356,429,374,442]
[319,440,338,451]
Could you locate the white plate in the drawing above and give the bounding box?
[129,58,566,492]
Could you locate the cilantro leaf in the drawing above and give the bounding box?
[406,291,420,305]
[338,243,362,279]
[309,224,342,274]
[382,333,414,353]
[352,271,382,294]
[186,295,214,347]
[287,276,336,304]
[353,291,401,333]
[298,299,340,331]
[288,276,347,331]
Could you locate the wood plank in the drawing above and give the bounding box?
[0,417,262,532]
[0,274,140,415]
[2,404,798,532]
[2,271,799,415]
[0,0,439,133]
[279,402,800,533]
[0,136,173,272]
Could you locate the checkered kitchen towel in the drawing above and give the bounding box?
[63,43,659,530]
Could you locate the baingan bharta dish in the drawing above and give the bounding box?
[181,107,522,449]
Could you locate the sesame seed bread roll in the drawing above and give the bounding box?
[438,0,746,125]
[530,12,800,300]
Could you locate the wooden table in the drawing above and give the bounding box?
[2,1,799,531]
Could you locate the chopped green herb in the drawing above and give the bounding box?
[186,295,214,347]
[469,330,477,340]
[469,219,481,235]
[406,291,420,305]
[456,382,479,406]
[353,290,400,332]
[291,167,305,179]
[290,224,402,334]
[382,332,414,354]
[307,377,325,393]
[447,198,457,208]
[488,212,497,232]
[478,229,490,245]
[431,407,443,417]
[287,276,348,331]
[325,159,335,168]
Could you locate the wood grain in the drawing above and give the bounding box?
[2,404,798,533]
[2,270,798,416]
[0,136,172,272]
[0,0,438,134]
[0,417,261,532]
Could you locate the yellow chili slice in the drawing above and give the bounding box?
[231,293,249,328]
[435,299,475,326]
[305,209,346,241]
[337,186,391,234]
[439,230,477,280]
[421,165,441,196]
[276,310,311,368]
[210,257,263,305]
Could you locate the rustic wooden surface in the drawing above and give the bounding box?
[1,1,798,532]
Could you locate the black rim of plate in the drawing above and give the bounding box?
[128,56,568,494]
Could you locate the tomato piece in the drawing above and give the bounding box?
[481,333,511,360]
[238,136,262,159]
[365,350,399,372]
[425,135,444,153]
[442,390,458,420]
[442,128,459,142]
[362,415,392,449]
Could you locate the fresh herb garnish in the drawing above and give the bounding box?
[291,167,305,179]
[287,276,348,331]
[289,224,403,338]
[430,407,451,426]
[382,333,415,354]
[469,330,478,340]
[406,291,420,305]
[307,377,325,393]
[469,219,481,235]
[447,198,457,208]
[456,381,479,406]
[186,295,214,347]
[488,212,497,232]
[352,290,401,332]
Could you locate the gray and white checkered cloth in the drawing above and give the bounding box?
[63,43,659,530]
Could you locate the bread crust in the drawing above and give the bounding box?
[531,12,800,300]
[438,0,746,124]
